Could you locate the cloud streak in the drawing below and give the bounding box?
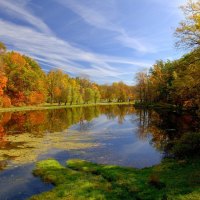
[56,0,156,53]
[0,0,156,84]
[0,0,52,34]
[0,19,151,82]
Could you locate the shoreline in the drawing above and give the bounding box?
[29,158,200,200]
[0,102,134,113]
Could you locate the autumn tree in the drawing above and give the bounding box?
[135,72,149,103]
[24,56,47,105]
[0,42,6,55]
[93,85,101,103]
[0,73,10,107]
[100,85,115,102]
[0,42,7,96]
[84,88,94,104]
[0,42,136,107]
[3,52,47,106]
[60,74,69,105]
[0,42,11,107]
[69,79,81,105]
[114,81,130,102]
[47,69,66,104]
[175,0,200,49]
[174,0,200,114]
[172,49,200,109]
[0,73,7,97]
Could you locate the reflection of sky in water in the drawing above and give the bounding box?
[0,106,197,200]
[0,164,53,200]
[2,106,191,200]
[67,114,162,168]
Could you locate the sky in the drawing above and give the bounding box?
[0,0,188,85]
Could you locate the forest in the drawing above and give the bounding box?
[0,43,133,107]
[0,1,199,115]
[0,44,134,108]
[135,0,200,116]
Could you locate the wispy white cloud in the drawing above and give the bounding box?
[0,0,155,84]
[56,0,156,53]
[0,0,52,34]
[56,0,189,54]
[56,0,119,32]
[115,31,157,53]
[0,19,150,82]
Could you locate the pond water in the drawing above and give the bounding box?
[0,105,198,200]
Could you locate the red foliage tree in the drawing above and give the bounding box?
[11,91,26,106]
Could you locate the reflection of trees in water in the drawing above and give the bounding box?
[135,109,199,154]
[0,105,198,169]
[0,106,136,138]
[0,106,105,169]
[0,112,11,150]
[75,106,137,131]
[0,160,8,171]
[102,105,136,124]
[76,107,98,132]
[132,109,159,141]
[0,105,137,169]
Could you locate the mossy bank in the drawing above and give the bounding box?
[29,158,200,200]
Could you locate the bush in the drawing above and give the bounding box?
[172,132,200,158]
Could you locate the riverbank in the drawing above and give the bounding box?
[29,158,200,200]
[134,102,174,109]
[0,102,134,113]
[134,102,199,115]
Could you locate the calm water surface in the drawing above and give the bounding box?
[0,105,198,200]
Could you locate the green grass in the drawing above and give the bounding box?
[29,158,200,200]
[0,102,134,113]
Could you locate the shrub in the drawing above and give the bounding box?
[172,132,200,158]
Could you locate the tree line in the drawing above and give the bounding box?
[0,43,134,107]
[135,0,200,116]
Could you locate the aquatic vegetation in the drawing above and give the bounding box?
[29,158,200,200]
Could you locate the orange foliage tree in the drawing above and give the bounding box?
[3,52,47,106]
[28,91,45,105]
[0,73,7,96]
[0,42,135,107]
[0,72,11,107]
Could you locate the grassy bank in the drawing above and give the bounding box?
[29,158,200,200]
[0,102,134,113]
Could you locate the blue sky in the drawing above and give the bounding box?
[0,0,187,85]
